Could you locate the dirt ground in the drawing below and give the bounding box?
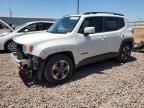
[0,29,11,33]
[134,28,144,43]
[0,52,144,108]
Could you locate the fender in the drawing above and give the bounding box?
[39,45,78,64]
[36,48,78,81]
[119,38,134,52]
[30,35,79,65]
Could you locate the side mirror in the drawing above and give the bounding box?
[84,27,95,35]
[24,29,29,33]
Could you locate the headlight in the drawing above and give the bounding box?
[22,44,33,53]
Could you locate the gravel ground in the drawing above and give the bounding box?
[0,52,144,108]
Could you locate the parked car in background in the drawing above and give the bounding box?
[0,19,13,34]
[12,12,133,84]
[0,21,54,52]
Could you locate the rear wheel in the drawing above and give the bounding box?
[5,40,17,52]
[117,44,132,63]
[44,54,74,84]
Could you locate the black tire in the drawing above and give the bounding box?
[117,44,132,63]
[44,54,74,84]
[5,40,17,52]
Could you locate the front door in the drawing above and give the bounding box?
[76,17,106,61]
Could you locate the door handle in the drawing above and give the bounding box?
[102,35,106,38]
[120,34,125,38]
[99,35,105,40]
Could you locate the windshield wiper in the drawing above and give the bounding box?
[48,31,67,34]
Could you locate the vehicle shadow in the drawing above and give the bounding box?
[19,56,137,88]
[18,71,58,88]
[71,57,136,82]
[0,50,8,54]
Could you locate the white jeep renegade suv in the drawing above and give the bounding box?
[12,12,133,84]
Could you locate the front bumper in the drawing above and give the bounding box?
[11,52,46,81]
[10,52,30,67]
[0,41,4,50]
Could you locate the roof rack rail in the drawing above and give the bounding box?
[83,12,124,16]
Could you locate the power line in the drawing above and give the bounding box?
[9,8,12,17]
[77,0,79,14]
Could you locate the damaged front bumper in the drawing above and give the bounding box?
[11,52,30,67]
[11,52,46,80]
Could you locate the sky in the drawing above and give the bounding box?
[0,0,144,21]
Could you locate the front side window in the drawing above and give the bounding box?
[48,16,80,34]
[79,17,103,34]
[18,23,45,33]
[28,24,38,31]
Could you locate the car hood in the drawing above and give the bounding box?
[13,31,67,45]
[0,32,11,37]
[0,19,13,31]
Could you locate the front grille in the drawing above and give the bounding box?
[16,44,26,60]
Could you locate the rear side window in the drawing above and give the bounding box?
[45,23,53,30]
[36,23,45,31]
[104,17,125,32]
[79,17,103,33]
[18,23,41,32]
[18,23,51,33]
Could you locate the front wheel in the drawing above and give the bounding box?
[5,40,17,52]
[117,44,132,63]
[44,54,74,84]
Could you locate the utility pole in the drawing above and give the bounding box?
[9,8,12,17]
[77,0,79,14]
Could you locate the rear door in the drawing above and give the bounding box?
[103,17,125,53]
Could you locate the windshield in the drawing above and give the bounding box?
[48,16,80,34]
[14,23,28,31]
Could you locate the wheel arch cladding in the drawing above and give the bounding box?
[120,38,134,50]
[36,51,75,81]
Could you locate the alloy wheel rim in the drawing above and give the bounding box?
[121,46,131,60]
[51,60,70,80]
[7,41,17,52]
